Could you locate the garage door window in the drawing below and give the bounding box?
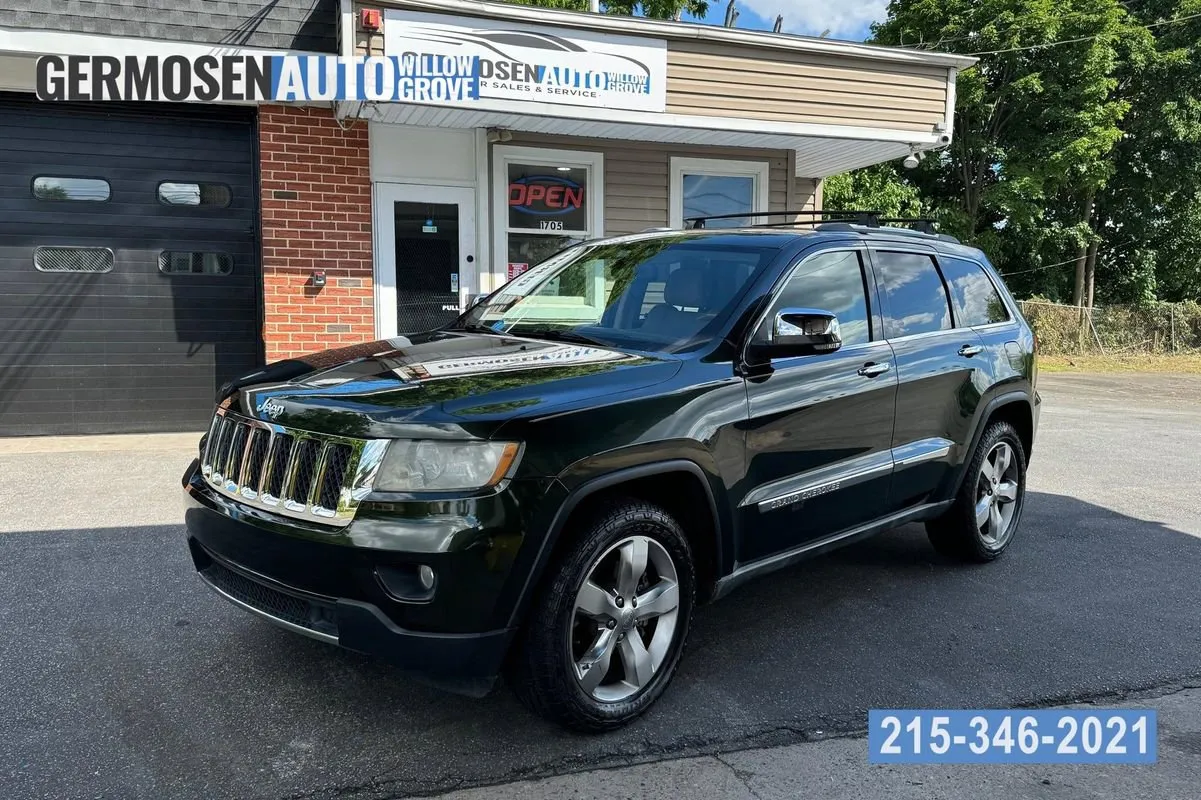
[158,182,232,207]
[32,176,110,202]
[34,246,114,273]
[159,251,233,275]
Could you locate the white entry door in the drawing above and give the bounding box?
[374,183,477,338]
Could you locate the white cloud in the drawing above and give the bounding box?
[739,0,888,40]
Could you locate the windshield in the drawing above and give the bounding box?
[458,236,780,353]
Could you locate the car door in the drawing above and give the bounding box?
[868,247,990,509]
[738,246,898,564]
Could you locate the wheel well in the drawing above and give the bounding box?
[985,399,1034,459]
[554,470,721,603]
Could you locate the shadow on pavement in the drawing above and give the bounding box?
[2,491,1200,799]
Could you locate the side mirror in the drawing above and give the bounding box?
[765,307,843,357]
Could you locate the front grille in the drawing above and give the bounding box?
[201,558,338,639]
[200,409,386,527]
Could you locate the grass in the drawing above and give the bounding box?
[1038,353,1201,374]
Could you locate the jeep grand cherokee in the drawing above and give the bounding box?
[182,220,1039,731]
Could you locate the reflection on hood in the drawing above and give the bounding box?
[392,343,629,381]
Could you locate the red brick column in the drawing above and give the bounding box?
[258,105,374,362]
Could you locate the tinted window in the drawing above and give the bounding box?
[765,250,871,346]
[34,246,113,273]
[464,237,776,353]
[32,176,110,202]
[158,182,232,207]
[875,251,952,338]
[158,251,233,275]
[939,256,1010,326]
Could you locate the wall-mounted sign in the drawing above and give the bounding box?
[383,10,667,113]
[507,262,530,280]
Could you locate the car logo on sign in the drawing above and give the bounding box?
[258,398,286,419]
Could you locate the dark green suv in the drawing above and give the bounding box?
[183,220,1039,731]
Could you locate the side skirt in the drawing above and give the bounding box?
[711,500,953,601]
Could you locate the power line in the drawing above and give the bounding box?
[964,11,1201,55]
[1001,256,1082,277]
[906,3,1141,49]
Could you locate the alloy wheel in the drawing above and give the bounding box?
[569,535,680,703]
[975,440,1021,547]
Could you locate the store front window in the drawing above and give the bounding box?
[670,157,771,228]
[494,146,603,283]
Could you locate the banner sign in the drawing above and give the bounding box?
[383,10,667,113]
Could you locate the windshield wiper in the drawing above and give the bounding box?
[456,320,502,335]
[510,327,609,347]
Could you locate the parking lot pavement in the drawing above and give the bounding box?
[1,372,1200,800]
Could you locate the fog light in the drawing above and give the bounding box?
[418,564,436,591]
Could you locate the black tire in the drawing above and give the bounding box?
[926,421,1027,562]
[508,497,696,732]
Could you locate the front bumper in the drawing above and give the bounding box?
[183,460,560,695]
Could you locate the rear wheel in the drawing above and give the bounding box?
[927,421,1027,562]
[509,499,695,732]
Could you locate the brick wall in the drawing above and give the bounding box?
[258,105,374,362]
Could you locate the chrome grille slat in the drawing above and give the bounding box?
[198,409,385,528]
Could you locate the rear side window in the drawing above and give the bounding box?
[939,256,1010,327]
[874,251,952,338]
[764,250,872,346]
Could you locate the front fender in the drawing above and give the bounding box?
[503,454,730,630]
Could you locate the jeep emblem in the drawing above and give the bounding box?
[258,398,286,419]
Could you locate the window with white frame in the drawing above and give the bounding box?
[493,146,604,283]
[670,157,771,229]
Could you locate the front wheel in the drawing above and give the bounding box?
[927,421,1027,562]
[509,499,695,732]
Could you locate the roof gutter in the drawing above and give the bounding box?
[378,0,979,70]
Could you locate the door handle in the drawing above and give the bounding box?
[958,344,983,357]
[857,362,891,378]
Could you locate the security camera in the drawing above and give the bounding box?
[903,153,921,169]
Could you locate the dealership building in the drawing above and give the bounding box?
[0,0,971,435]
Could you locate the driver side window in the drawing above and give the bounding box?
[758,250,872,347]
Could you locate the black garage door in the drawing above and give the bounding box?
[0,96,262,436]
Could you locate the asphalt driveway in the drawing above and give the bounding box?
[1,372,1199,800]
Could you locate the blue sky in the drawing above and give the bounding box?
[685,0,887,42]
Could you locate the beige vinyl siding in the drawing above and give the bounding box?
[667,41,949,133]
[506,133,790,236]
[793,178,820,214]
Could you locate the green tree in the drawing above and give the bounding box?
[823,163,928,217]
[1091,0,1201,303]
[866,0,1149,304]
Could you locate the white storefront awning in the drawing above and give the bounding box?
[344,99,929,178]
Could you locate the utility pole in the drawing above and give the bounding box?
[723,0,739,27]
[589,0,599,11]
[773,15,783,33]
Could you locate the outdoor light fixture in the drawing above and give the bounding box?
[902,147,924,170]
[486,127,513,144]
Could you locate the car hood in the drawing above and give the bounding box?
[218,332,681,439]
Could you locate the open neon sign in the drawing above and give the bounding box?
[508,175,585,217]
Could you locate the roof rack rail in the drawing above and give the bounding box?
[683,210,958,242]
[684,210,882,229]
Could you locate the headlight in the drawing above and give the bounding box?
[374,440,521,492]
